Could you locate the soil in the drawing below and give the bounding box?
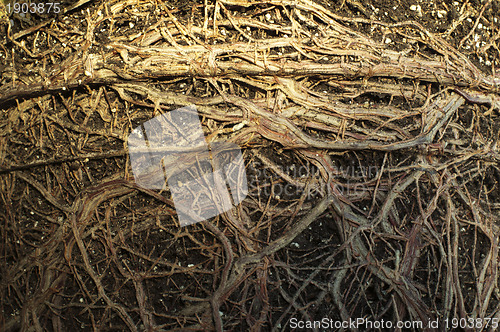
[1,0,499,331]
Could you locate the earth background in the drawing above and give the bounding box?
[1,0,500,331]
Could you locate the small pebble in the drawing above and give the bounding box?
[437,10,446,19]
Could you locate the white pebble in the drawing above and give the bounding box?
[232,120,248,132]
[437,10,446,19]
